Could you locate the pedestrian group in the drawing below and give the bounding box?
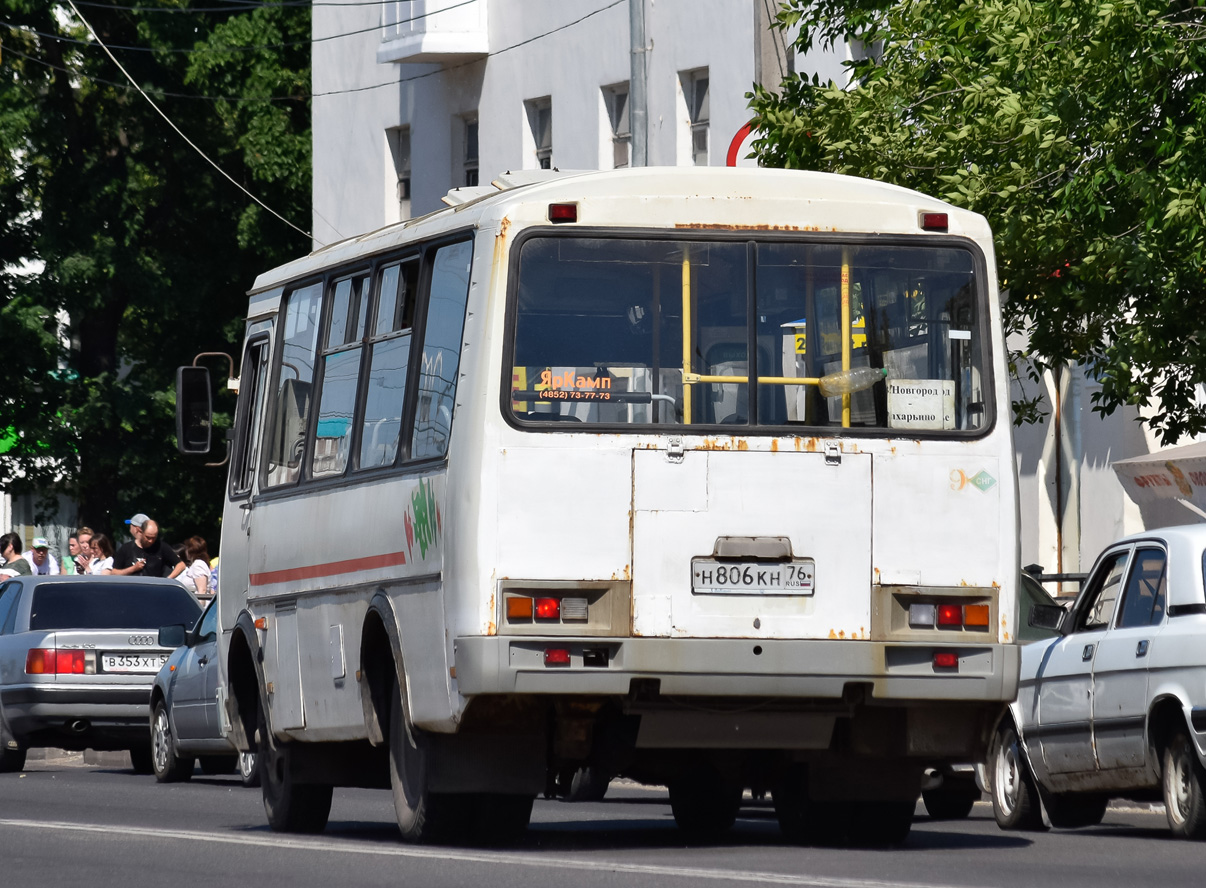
[0,513,216,600]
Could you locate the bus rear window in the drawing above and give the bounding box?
[508,235,989,433]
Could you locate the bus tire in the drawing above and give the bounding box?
[0,719,26,773]
[259,705,333,833]
[773,765,849,845]
[990,722,1045,831]
[668,769,742,841]
[472,793,535,844]
[1163,730,1206,839]
[922,784,979,820]
[567,766,611,802]
[389,673,463,843]
[850,798,915,846]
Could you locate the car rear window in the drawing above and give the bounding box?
[29,582,201,631]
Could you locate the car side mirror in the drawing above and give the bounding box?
[1028,603,1066,634]
[158,624,187,648]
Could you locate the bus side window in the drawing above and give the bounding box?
[312,273,370,478]
[411,240,472,461]
[359,258,418,470]
[265,282,322,487]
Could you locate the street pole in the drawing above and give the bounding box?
[629,0,648,167]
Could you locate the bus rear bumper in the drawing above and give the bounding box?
[454,636,1020,702]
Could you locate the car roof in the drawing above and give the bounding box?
[5,575,187,589]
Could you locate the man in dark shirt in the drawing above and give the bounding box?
[109,514,184,580]
[0,533,31,577]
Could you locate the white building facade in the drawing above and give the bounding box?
[311,0,1203,577]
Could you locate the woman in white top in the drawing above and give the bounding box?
[88,533,115,574]
[178,535,213,599]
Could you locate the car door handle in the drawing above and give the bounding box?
[1136,640,1149,658]
[1082,644,1095,661]
[198,656,209,667]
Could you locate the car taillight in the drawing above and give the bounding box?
[26,647,96,675]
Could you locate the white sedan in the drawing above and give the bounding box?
[990,524,1206,838]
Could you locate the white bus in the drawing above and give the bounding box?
[178,167,1020,845]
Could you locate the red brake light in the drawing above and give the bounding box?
[26,648,89,675]
[920,212,948,232]
[544,648,571,666]
[548,203,577,223]
[58,650,86,674]
[534,597,561,620]
[933,652,959,669]
[936,604,963,627]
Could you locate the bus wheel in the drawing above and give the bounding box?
[472,793,535,844]
[259,705,333,833]
[668,769,742,841]
[773,765,849,845]
[389,674,464,843]
[850,799,915,846]
[921,783,979,820]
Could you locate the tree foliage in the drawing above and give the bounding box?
[0,0,309,542]
[750,0,1206,442]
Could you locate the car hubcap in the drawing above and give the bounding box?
[152,710,171,773]
[240,752,255,779]
[1168,747,1191,824]
[995,732,1020,815]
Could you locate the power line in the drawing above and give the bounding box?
[2,43,304,103]
[2,0,477,55]
[63,0,314,241]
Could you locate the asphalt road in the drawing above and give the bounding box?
[1,752,1201,888]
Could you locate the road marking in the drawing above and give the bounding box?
[0,818,961,888]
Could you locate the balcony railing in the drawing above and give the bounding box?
[379,0,489,65]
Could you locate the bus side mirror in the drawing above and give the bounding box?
[176,366,213,455]
[1028,603,1066,634]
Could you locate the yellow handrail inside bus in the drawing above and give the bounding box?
[681,255,692,424]
[841,247,851,427]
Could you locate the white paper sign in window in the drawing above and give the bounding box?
[887,379,955,430]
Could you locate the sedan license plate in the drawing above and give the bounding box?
[102,653,169,674]
[691,559,815,595]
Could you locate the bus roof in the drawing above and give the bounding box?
[250,167,991,297]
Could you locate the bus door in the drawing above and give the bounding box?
[216,321,274,729]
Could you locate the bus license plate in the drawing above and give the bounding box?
[691,559,815,595]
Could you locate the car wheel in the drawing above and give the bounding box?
[1043,792,1108,829]
[922,784,979,820]
[239,751,261,788]
[389,672,466,843]
[1163,730,1206,839]
[151,702,194,783]
[990,722,1045,830]
[0,719,26,774]
[199,755,238,776]
[259,699,332,833]
[667,768,743,842]
[129,743,155,776]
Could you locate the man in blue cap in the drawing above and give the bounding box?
[108,513,184,579]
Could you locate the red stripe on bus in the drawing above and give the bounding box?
[249,551,408,586]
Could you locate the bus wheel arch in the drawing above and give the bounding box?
[361,594,403,748]
[226,618,262,752]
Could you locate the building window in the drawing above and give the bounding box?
[525,97,552,170]
[387,126,411,219]
[463,117,479,186]
[681,68,709,166]
[604,84,631,169]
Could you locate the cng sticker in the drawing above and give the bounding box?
[950,469,997,492]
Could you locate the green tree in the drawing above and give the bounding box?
[0,0,310,543]
[750,0,1206,442]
